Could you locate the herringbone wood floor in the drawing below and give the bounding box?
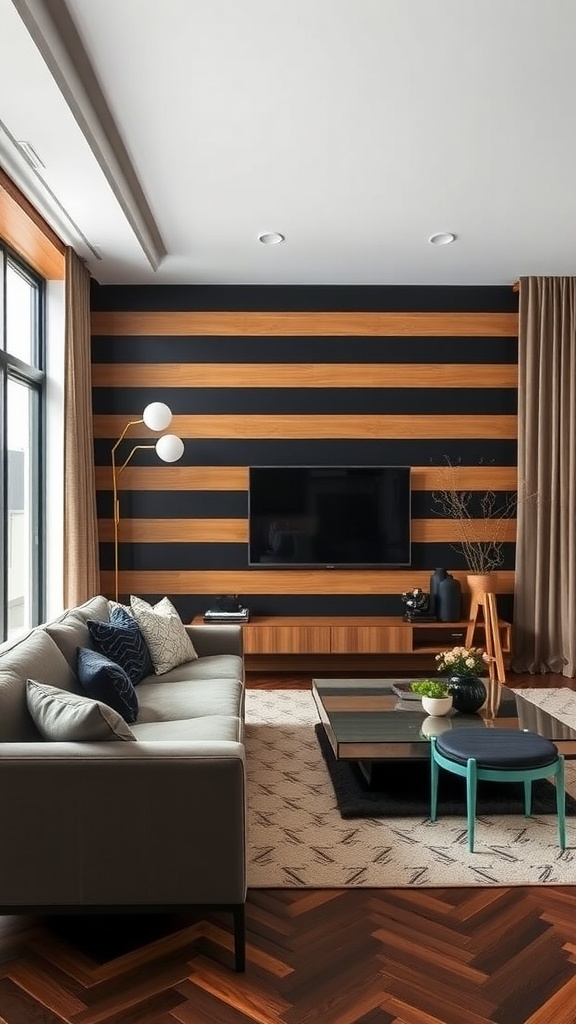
[1,672,575,1024]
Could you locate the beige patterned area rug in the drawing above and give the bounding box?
[245,688,576,888]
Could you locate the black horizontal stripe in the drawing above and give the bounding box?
[93,437,519,467]
[100,540,516,573]
[91,335,519,364]
[97,490,516,519]
[92,387,518,417]
[96,490,247,519]
[115,591,515,623]
[91,283,518,314]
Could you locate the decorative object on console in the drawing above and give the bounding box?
[401,587,435,621]
[436,573,462,622]
[436,645,489,713]
[111,402,184,602]
[130,595,198,674]
[429,568,448,617]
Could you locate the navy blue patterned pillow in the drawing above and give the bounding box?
[87,606,153,685]
[76,647,139,724]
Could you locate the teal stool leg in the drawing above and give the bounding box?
[466,757,478,853]
[430,738,439,822]
[556,755,566,851]
[524,779,532,817]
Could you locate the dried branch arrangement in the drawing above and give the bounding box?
[431,461,536,574]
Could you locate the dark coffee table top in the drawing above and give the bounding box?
[311,678,576,763]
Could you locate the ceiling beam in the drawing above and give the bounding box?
[11,0,167,271]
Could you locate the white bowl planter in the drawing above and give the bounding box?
[421,695,453,717]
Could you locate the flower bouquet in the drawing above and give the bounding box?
[435,645,490,676]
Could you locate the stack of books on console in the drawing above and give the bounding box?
[203,607,250,623]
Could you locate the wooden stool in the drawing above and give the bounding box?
[430,729,566,853]
[465,589,506,684]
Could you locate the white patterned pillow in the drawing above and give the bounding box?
[129,596,198,675]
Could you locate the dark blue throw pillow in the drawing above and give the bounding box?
[77,647,139,724]
[87,606,153,685]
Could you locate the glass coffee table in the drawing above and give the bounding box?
[312,678,576,787]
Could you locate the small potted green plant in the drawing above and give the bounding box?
[410,679,453,716]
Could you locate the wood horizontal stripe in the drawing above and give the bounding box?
[94,466,249,491]
[98,518,247,543]
[93,414,518,440]
[91,311,518,337]
[91,363,518,388]
[411,519,516,543]
[98,517,515,544]
[100,569,515,596]
[94,465,518,492]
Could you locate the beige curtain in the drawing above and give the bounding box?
[512,277,576,676]
[63,247,101,606]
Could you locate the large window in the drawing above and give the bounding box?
[1,246,45,641]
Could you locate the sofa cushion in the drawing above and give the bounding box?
[0,629,79,741]
[130,596,198,675]
[135,677,243,723]
[131,715,242,742]
[45,597,110,669]
[26,679,136,742]
[46,613,95,670]
[77,647,139,724]
[140,654,243,685]
[87,606,153,685]
[71,595,111,624]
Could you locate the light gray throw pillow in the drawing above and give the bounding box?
[130,595,198,675]
[26,679,136,742]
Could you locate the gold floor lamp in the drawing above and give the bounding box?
[111,402,184,602]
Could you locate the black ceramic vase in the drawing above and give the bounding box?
[447,675,487,713]
[429,568,448,617]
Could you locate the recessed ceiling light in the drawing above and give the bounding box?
[429,232,457,245]
[258,232,285,245]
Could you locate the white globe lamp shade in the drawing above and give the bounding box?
[143,402,172,432]
[155,434,184,463]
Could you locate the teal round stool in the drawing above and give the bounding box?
[430,728,566,853]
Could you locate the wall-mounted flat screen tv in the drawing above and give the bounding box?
[248,466,411,567]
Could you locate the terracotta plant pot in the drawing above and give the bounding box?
[466,572,496,596]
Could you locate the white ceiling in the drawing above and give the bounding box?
[1,0,575,287]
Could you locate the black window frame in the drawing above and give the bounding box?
[0,243,45,640]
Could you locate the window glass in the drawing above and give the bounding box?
[6,261,36,364]
[6,378,34,638]
[0,245,44,640]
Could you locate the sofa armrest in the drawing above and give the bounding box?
[0,741,246,908]
[186,623,243,659]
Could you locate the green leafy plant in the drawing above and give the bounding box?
[435,646,489,676]
[410,679,451,699]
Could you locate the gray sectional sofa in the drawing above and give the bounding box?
[0,595,247,970]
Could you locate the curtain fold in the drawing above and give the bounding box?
[512,276,576,676]
[63,248,101,606]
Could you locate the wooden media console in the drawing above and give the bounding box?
[193,615,512,673]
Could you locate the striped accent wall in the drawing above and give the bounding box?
[91,285,518,623]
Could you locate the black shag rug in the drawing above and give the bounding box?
[314,723,576,820]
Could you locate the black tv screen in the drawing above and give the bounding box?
[248,466,411,567]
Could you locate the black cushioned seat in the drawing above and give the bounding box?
[431,727,566,852]
[436,728,559,770]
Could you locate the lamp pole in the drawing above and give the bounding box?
[111,404,184,603]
